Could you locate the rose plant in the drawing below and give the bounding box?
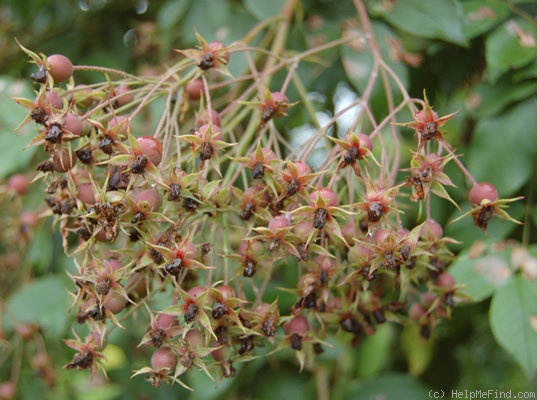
[0,0,534,398]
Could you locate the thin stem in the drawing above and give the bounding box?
[522,165,536,247]
[73,65,142,81]
[315,366,330,400]
[201,74,214,117]
[281,60,299,94]
[441,142,477,186]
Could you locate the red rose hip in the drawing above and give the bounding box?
[8,174,30,195]
[137,136,163,166]
[47,54,73,83]
[420,218,443,241]
[186,79,203,100]
[284,315,309,335]
[151,347,177,371]
[436,272,456,288]
[469,182,498,205]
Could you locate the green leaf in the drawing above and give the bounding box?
[514,57,537,81]
[243,0,286,21]
[344,373,430,400]
[461,0,510,40]
[71,373,123,400]
[357,324,394,378]
[190,368,236,400]
[0,77,37,178]
[5,276,71,337]
[400,325,434,376]
[485,19,537,82]
[449,242,511,302]
[157,0,192,30]
[179,0,232,44]
[28,221,55,273]
[490,275,537,380]
[376,0,467,45]
[467,96,537,196]
[470,77,537,118]
[248,364,316,400]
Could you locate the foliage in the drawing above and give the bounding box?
[1,0,537,399]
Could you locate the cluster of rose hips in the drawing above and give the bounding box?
[2,32,522,393]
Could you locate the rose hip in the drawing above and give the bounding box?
[151,347,177,371]
[187,286,206,300]
[133,188,161,211]
[108,116,130,138]
[114,84,134,107]
[156,313,178,331]
[0,381,16,400]
[309,187,338,207]
[216,285,235,300]
[76,183,96,205]
[36,91,62,110]
[63,114,83,137]
[469,182,498,205]
[20,211,39,228]
[356,133,373,152]
[103,289,128,314]
[137,136,163,166]
[47,54,73,83]
[420,218,443,241]
[283,315,309,335]
[408,303,426,321]
[186,79,203,100]
[8,174,30,195]
[436,272,456,288]
[53,148,76,172]
[196,110,222,128]
[268,215,291,233]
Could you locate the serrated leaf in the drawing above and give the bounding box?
[376,0,467,45]
[485,19,537,82]
[490,275,537,379]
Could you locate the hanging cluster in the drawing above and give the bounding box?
[3,34,522,391]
